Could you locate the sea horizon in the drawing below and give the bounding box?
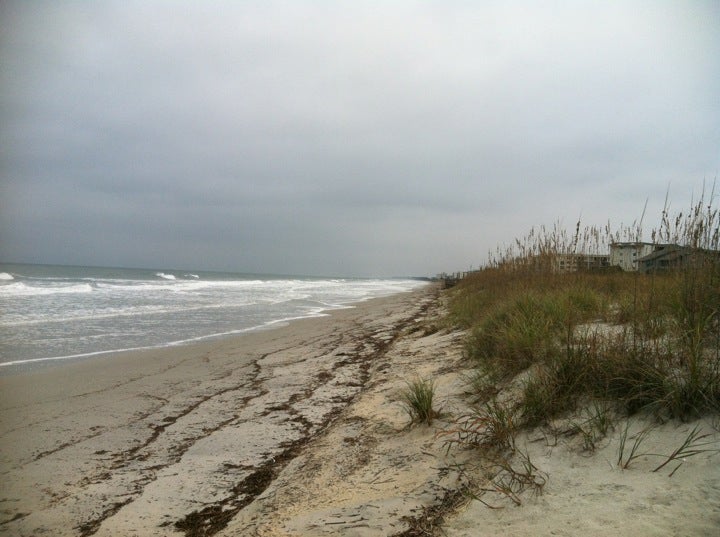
[0,260,434,281]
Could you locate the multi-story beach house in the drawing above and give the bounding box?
[502,253,610,274]
[637,244,720,273]
[609,242,655,271]
[553,253,610,273]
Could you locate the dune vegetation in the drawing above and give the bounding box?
[437,190,720,461]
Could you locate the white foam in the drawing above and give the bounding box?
[0,282,93,296]
[0,272,14,281]
[95,281,175,292]
[88,279,266,295]
[156,272,176,280]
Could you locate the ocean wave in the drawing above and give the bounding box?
[170,279,265,291]
[0,304,168,327]
[0,282,94,297]
[156,272,176,280]
[0,299,261,327]
[91,279,266,294]
[95,281,177,293]
[0,272,14,281]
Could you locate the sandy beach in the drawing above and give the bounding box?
[1,285,464,536]
[2,284,720,536]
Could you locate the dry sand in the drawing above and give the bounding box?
[2,283,720,536]
[443,415,720,537]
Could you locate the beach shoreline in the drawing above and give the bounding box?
[0,284,458,536]
[0,300,370,375]
[3,283,720,536]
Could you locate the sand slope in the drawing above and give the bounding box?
[444,415,720,536]
[220,323,472,536]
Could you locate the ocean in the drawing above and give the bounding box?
[0,263,427,370]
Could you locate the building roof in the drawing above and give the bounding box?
[637,245,691,263]
[610,241,655,248]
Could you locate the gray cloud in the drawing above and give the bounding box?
[1,1,719,276]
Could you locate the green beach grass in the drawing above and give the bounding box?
[443,190,720,448]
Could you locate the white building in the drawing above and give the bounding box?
[609,242,655,271]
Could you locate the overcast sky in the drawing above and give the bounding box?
[1,1,718,277]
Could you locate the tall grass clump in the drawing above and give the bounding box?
[400,378,439,426]
[441,399,518,453]
[448,185,720,429]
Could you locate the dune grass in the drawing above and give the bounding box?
[446,190,720,438]
[400,378,439,426]
[440,398,518,453]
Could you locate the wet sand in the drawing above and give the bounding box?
[1,284,470,536]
